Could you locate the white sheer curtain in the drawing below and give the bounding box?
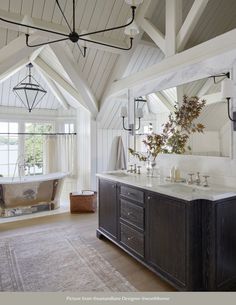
[44,135,77,177]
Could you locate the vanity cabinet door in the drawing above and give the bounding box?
[98,179,118,240]
[146,193,187,288]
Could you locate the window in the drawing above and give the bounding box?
[0,122,18,177]
[24,123,53,175]
[64,123,74,133]
[0,121,55,177]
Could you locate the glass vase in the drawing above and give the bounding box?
[146,160,156,177]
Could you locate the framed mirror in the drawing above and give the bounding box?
[133,75,232,158]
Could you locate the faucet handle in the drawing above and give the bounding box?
[187,173,194,185]
[203,175,210,187]
[196,172,201,186]
[137,166,141,174]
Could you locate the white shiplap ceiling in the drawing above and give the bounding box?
[0,0,235,120]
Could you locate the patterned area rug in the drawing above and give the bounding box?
[0,228,137,292]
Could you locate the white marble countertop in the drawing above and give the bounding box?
[97,171,236,202]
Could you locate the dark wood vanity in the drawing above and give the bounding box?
[96,177,236,291]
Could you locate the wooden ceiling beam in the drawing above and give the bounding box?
[33,57,89,112]
[104,29,236,101]
[0,34,42,83]
[154,92,175,113]
[177,0,209,52]
[33,63,70,110]
[165,0,182,57]
[141,18,165,54]
[50,44,98,117]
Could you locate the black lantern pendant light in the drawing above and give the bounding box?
[13,63,47,112]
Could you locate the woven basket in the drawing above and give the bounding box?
[70,191,97,213]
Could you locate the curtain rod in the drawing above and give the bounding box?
[0,132,77,136]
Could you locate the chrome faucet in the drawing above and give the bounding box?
[127,164,134,173]
[187,173,194,185]
[127,164,137,174]
[203,175,210,187]
[137,166,141,174]
[195,172,201,186]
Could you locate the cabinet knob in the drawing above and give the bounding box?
[147,196,151,200]
[127,236,134,241]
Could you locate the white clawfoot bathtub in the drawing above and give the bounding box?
[0,172,68,217]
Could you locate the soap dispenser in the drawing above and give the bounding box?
[174,167,180,181]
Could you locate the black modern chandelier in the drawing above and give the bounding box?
[0,0,143,58]
[13,63,47,113]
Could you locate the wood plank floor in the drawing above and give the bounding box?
[0,212,175,292]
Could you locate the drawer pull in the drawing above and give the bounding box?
[127,212,133,216]
[127,236,134,241]
[112,185,116,189]
[127,192,135,196]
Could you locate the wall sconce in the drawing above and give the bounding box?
[120,96,146,135]
[220,72,236,130]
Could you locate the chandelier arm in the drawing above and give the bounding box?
[76,42,87,58]
[0,17,69,37]
[55,0,73,33]
[26,34,69,47]
[73,0,76,32]
[79,6,136,38]
[79,37,133,51]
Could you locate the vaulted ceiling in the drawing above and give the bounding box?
[0,0,235,118]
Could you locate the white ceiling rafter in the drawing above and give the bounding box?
[139,0,183,57]
[33,57,89,112]
[165,0,183,57]
[177,0,209,52]
[154,92,175,113]
[141,18,165,54]
[33,63,70,110]
[97,28,236,124]
[0,34,42,84]
[50,43,98,117]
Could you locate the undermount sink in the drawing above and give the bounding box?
[160,183,198,194]
[106,172,130,177]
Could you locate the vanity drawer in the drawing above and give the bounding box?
[120,199,144,229]
[120,223,144,257]
[120,185,144,204]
